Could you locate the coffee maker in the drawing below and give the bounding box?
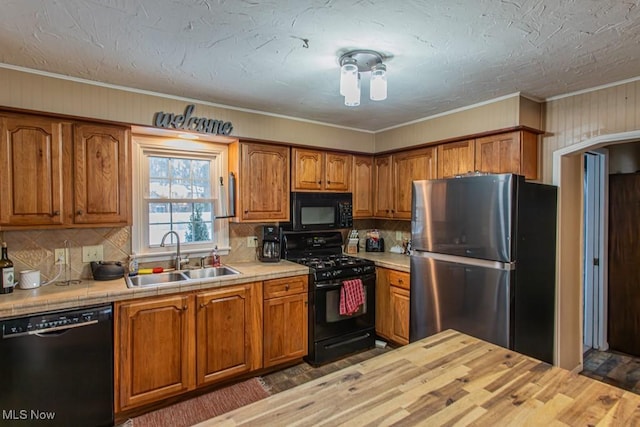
[259,225,281,262]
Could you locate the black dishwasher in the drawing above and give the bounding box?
[0,304,113,427]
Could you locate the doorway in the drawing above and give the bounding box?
[582,151,607,354]
[553,129,640,371]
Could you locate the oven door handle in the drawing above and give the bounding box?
[314,273,375,290]
[314,282,343,290]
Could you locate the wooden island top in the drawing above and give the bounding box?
[200,330,640,426]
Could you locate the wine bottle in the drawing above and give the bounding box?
[0,242,15,294]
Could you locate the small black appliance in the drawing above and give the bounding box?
[259,225,281,262]
[90,261,125,280]
[365,237,385,252]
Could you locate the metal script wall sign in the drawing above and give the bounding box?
[153,104,234,136]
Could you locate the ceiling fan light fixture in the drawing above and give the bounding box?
[369,63,387,101]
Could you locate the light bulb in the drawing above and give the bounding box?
[344,73,361,107]
[340,58,358,96]
[370,63,387,101]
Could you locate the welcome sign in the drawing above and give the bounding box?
[153,104,234,136]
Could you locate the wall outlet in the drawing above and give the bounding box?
[396,231,403,240]
[82,245,103,262]
[247,236,258,248]
[54,248,69,265]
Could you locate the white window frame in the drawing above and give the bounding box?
[131,135,230,262]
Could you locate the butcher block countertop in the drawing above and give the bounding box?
[201,330,640,426]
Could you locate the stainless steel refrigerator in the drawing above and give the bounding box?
[410,173,557,364]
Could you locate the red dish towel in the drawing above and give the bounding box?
[340,278,365,316]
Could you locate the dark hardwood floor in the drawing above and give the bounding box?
[261,346,392,394]
[581,348,640,394]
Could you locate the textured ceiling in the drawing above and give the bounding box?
[1,0,639,131]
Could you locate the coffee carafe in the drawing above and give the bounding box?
[259,226,281,262]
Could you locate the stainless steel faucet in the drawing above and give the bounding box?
[160,231,183,270]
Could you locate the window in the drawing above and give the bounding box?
[132,135,229,261]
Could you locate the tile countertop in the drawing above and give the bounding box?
[0,260,309,319]
[354,251,411,273]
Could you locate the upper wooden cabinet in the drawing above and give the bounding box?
[475,130,538,180]
[374,147,436,219]
[73,123,130,225]
[373,155,394,218]
[0,112,131,229]
[352,155,374,218]
[437,139,475,179]
[0,114,65,226]
[230,141,290,222]
[291,148,352,192]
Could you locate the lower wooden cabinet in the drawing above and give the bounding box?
[375,267,410,346]
[196,283,263,386]
[114,294,195,412]
[263,276,308,367]
[114,282,262,412]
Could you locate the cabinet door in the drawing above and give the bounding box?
[73,123,130,224]
[115,294,194,412]
[475,132,521,176]
[196,282,262,386]
[291,148,323,191]
[264,292,308,367]
[390,286,410,346]
[263,276,308,367]
[375,268,391,340]
[0,114,64,226]
[393,147,436,219]
[239,143,290,221]
[324,152,352,191]
[373,155,394,218]
[352,155,374,218]
[437,139,475,178]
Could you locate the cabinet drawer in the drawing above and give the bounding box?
[388,270,410,290]
[264,276,308,299]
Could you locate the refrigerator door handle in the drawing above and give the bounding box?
[411,251,516,271]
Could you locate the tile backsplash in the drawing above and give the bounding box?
[1,227,131,282]
[0,219,410,282]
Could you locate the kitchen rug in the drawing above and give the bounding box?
[131,377,271,427]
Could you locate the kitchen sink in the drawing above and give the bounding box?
[125,266,240,288]
[182,266,240,279]
[126,271,189,288]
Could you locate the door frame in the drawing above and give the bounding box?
[552,129,640,371]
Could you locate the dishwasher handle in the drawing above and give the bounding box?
[3,319,100,339]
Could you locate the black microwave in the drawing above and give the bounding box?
[289,192,353,231]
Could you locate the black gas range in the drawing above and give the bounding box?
[288,254,376,282]
[282,230,376,365]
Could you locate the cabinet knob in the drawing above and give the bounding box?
[244,210,249,214]
[285,284,290,291]
[317,180,322,184]
[327,180,331,184]
[50,210,60,217]
[182,305,188,311]
[76,210,83,215]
